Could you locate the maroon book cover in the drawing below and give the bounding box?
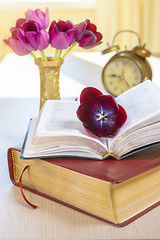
[7,146,160,227]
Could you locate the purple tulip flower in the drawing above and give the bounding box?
[17,20,50,51]
[25,7,49,29]
[3,18,31,56]
[77,87,127,138]
[74,19,103,49]
[49,20,75,49]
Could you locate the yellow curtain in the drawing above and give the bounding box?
[96,0,160,55]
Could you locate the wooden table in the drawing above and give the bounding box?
[0,97,160,240]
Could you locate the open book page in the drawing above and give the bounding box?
[22,119,104,159]
[29,100,108,158]
[111,121,160,158]
[108,80,160,153]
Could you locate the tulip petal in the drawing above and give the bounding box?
[4,37,30,56]
[87,99,103,114]
[66,20,74,29]
[87,23,97,32]
[25,31,38,50]
[49,25,58,43]
[80,40,103,49]
[80,87,103,104]
[51,32,71,49]
[10,27,17,33]
[97,95,119,111]
[86,122,119,138]
[78,30,97,47]
[44,7,50,29]
[74,20,87,41]
[35,9,45,25]
[76,102,94,127]
[85,19,90,26]
[95,32,103,42]
[34,8,49,29]
[117,104,127,127]
[49,20,57,35]
[57,20,68,32]
[66,29,75,45]
[37,30,50,50]
[17,29,35,51]
[11,29,18,39]
[25,9,49,29]
[17,28,28,43]
[25,9,40,24]
[16,18,26,28]
[82,124,102,138]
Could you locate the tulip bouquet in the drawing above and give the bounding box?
[4,7,103,61]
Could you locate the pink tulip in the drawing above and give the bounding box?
[25,7,49,29]
[49,20,75,49]
[17,20,50,51]
[4,38,31,56]
[74,19,103,49]
[3,18,31,56]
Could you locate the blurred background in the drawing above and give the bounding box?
[0,0,160,61]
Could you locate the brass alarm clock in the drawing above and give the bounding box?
[101,30,152,97]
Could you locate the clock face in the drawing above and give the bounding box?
[102,56,142,96]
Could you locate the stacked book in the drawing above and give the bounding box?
[8,80,160,226]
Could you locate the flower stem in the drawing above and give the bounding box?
[30,52,38,61]
[40,50,47,61]
[58,49,62,60]
[54,49,59,61]
[61,42,77,60]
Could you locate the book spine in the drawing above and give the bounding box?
[103,152,119,160]
[7,148,20,185]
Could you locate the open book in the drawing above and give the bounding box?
[21,80,160,160]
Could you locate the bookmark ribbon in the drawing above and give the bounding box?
[19,165,38,209]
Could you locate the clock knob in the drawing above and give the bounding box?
[132,45,151,58]
[101,45,120,55]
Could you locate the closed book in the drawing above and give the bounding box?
[8,146,160,227]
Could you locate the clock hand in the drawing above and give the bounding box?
[120,70,131,88]
[109,74,122,78]
[123,77,131,88]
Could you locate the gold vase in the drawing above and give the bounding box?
[35,57,64,109]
